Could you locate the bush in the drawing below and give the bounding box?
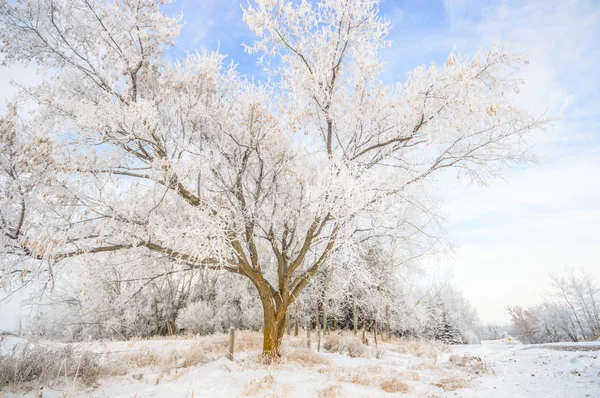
[379,376,410,393]
[323,333,367,358]
[176,300,215,335]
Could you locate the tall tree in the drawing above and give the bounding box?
[0,0,543,359]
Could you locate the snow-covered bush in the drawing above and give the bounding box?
[176,301,215,335]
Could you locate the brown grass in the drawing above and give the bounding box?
[411,361,439,371]
[283,349,332,367]
[0,344,104,388]
[323,365,413,394]
[110,343,208,374]
[433,377,470,391]
[240,374,276,396]
[182,331,261,358]
[399,370,421,381]
[322,333,372,358]
[0,336,224,391]
[317,383,347,398]
[388,337,449,358]
[448,354,487,374]
[330,367,377,387]
[379,376,410,393]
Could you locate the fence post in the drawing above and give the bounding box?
[227,326,235,361]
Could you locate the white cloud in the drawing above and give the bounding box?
[386,0,600,323]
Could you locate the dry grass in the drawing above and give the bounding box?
[324,367,376,387]
[388,337,449,358]
[398,370,421,381]
[411,361,440,371]
[182,331,261,358]
[284,332,310,349]
[283,349,332,367]
[240,374,276,396]
[448,354,487,374]
[0,344,104,388]
[433,377,470,391]
[379,376,410,393]
[112,343,208,373]
[0,336,220,390]
[321,365,413,394]
[322,333,374,358]
[317,383,347,398]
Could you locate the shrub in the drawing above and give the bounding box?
[323,333,367,358]
[176,300,215,335]
[380,376,410,393]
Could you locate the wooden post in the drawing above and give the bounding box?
[227,326,235,361]
[306,321,311,350]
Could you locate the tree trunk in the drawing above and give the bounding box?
[386,303,391,341]
[374,318,378,346]
[294,302,299,337]
[262,309,281,360]
[317,323,321,352]
[257,286,286,361]
[323,303,328,336]
[353,295,358,335]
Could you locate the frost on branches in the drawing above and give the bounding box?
[0,0,544,358]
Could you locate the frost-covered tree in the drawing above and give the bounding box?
[508,267,600,343]
[0,0,544,358]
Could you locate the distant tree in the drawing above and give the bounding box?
[507,267,600,344]
[434,310,464,345]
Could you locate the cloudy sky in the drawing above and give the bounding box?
[1,0,599,327]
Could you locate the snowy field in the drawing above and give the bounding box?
[1,334,599,397]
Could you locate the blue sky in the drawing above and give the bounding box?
[1,0,599,327]
[161,0,459,82]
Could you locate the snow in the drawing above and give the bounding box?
[447,343,600,397]
[2,335,599,397]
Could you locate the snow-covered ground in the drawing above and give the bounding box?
[449,341,600,397]
[1,334,598,397]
